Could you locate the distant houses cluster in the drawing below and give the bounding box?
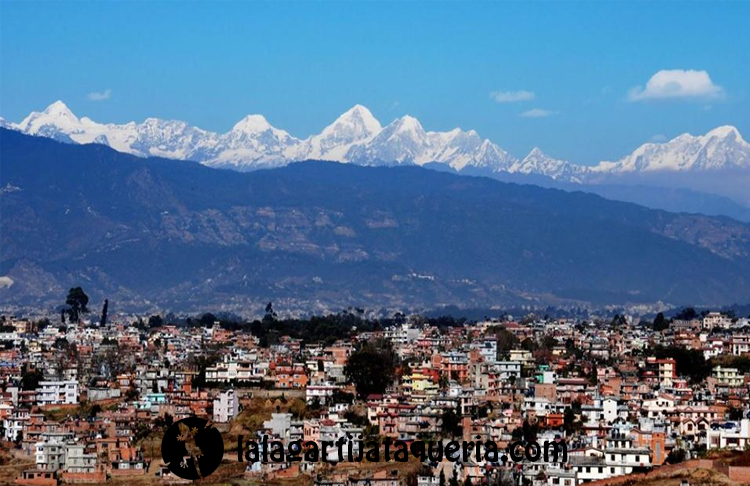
[0,308,749,485]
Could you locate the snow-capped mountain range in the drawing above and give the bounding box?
[5,101,750,183]
[592,125,750,174]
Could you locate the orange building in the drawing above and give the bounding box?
[273,364,308,389]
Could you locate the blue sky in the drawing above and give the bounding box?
[1,1,749,165]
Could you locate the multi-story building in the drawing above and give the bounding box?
[36,380,78,406]
[213,389,240,423]
[713,366,743,387]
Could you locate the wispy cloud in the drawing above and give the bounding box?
[628,70,723,101]
[650,134,667,143]
[87,89,112,101]
[520,108,557,118]
[490,90,535,103]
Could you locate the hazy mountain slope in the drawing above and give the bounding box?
[2,129,750,312]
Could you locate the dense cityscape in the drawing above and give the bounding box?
[1,289,750,484]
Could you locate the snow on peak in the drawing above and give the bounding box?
[381,116,430,146]
[594,125,750,173]
[330,104,381,134]
[301,105,383,162]
[394,115,422,131]
[231,114,275,133]
[526,147,546,158]
[706,125,742,140]
[18,100,82,135]
[512,148,587,183]
[44,100,75,116]
[6,101,748,178]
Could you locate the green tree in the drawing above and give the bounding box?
[344,341,396,398]
[199,313,217,327]
[564,401,583,436]
[490,328,518,358]
[20,368,44,391]
[674,307,698,321]
[90,404,102,417]
[264,302,277,322]
[666,448,687,464]
[441,406,462,438]
[99,299,109,327]
[53,337,70,350]
[728,406,744,421]
[65,287,89,323]
[653,345,711,383]
[653,312,669,331]
[521,419,539,442]
[148,315,164,328]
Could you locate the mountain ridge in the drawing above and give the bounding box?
[7,101,750,220]
[8,101,750,178]
[2,128,750,312]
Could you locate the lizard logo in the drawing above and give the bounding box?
[161,417,224,480]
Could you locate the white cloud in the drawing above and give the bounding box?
[87,89,112,101]
[650,134,667,143]
[491,90,535,103]
[628,70,723,101]
[520,108,557,118]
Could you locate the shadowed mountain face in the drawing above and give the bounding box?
[2,128,750,313]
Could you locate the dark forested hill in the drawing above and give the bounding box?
[2,128,749,312]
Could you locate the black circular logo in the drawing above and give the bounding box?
[161,417,224,480]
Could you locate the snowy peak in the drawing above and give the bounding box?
[210,114,299,169]
[321,104,382,138]
[4,101,748,180]
[381,115,428,143]
[18,100,83,137]
[706,125,743,140]
[231,114,276,134]
[346,115,433,165]
[430,129,515,172]
[526,147,546,158]
[302,105,383,161]
[512,148,588,183]
[43,100,77,118]
[596,125,750,174]
[516,147,555,171]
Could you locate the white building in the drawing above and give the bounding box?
[263,413,293,441]
[495,361,522,381]
[703,312,733,330]
[35,433,73,471]
[306,384,338,404]
[708,419,750,450]
[213,389,240,423]
[713,366,743,387]
[3,408,29,442]
[36,380,78,406]
[64,443,98,474]
[205,355,262,383]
